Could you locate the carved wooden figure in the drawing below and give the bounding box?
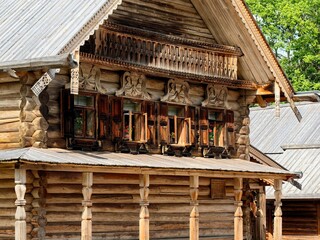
[116,72,151,99]
[161,79,192,104]
[202,84,228,108]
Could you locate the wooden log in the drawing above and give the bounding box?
[0,142,21,149]
[32,117,49,131]
[45,184,210,196]
[0,72,20,83]
[0,82,21,96]
[0,120,20,133]
[0,132,19,143]
[0,98,21,110]
[0,110,20,120]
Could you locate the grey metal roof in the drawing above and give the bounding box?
[250,102,320,199]
[0,0,121,65]
[0,147,294,178]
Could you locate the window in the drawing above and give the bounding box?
[123,99,147,142]
[159,103,193,146]
[200,108,234,148]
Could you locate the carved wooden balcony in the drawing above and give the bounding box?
[83,23,243,82]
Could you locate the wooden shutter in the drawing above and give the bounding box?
[145,101,156,145]
[226,110,235,148]
[226,110,234,131]
[158,102,168,144]
[60,89,74,137]
[110,96,123,141]
[98,94,109,140]
[187,106,197,146]
[199,108,208,146]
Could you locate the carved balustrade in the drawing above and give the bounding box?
[93,25,240,80]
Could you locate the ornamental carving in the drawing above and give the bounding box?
[202,84,227,108]
[116,71,151,100]
[161,79,193,104]
[79,64,107,94]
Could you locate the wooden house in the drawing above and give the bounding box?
[250,101,320,240]
[0,0,304,239]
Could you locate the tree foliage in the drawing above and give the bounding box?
[246,0,320,91]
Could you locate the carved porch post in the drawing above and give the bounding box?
[190,175,199,240]
[273,179,282,240]
[257,188,266,240]
[139,174,150,240]
[234,178,243,240]
[81,172,93,240]
[15,168,27,240]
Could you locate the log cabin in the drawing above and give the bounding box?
[250,101,320,240]
[0,0,304,239]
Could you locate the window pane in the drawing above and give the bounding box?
[168,106,184,117]
[86,110,95,138]
[74,95,94,107]
[74,109,84,137]
[169,118,175,144]
[123,113,130,140]
[124,100,141,112]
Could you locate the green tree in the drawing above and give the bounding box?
[246,0,320,91]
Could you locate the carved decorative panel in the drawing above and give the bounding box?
[202,84,228,108]
[161,79,193,104]
[116,72,151,99]
[79,64,107,94]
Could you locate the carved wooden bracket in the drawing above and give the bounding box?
[161,79,193,104]
[116,71,151,99]
[79,64,108,94]
[202,84,228,108]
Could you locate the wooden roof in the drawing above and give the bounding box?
[250,102,320,199]
[0,0,301,117]
[0,147,296,180]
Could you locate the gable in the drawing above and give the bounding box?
[108,0,216,44]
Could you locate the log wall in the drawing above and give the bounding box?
[0,81,21,149]
[267,200,320,239]
[41,171,236,240]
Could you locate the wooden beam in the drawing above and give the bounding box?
[273,179,282,240]
[18,162,293,180]
[0,53,77,71]
[257,188,266,240]
[15,168,27,240]
[139,174,150,240]
[81,172,93,240]
[189,175,199,240]
[234,178,243,240]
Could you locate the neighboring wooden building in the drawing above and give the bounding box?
[0,0,304,239]
[250,101,320,240]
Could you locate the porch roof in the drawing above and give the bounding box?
[0,147,296,180]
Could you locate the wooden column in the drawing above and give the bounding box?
[81,172,93,240]
[273,179,282,240]
[15,168,27,240]
[139,174,150,240]
[257,188,266,240]
[234,178,243,240]
[189,175,199,240]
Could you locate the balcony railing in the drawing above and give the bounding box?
[93,26,240,80]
